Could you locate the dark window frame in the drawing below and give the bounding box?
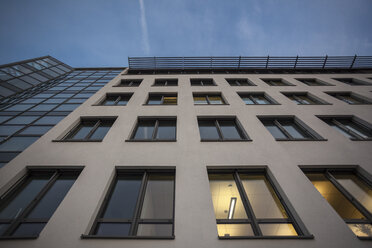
[145,93,178,105]
[325,92,372,105]
[193,92,227,105]
[0,166,82,239]
[300,166,372,240]
[96,93,133,106]
[225,78,256,86]
[282,92,330,105]
[127,117,177,142]
[115,79,143,87]
[260,78,294,86]
[190,78,216,86]
[207,167,313,239]
[258,116,325,141]
[318,115,372,141]
[295,78,333,86]
[237,92,279,105]
[82,167,175,239]
[59,117,117,142]
[152,79,178,87]
[197,116,250,142]
[332,78,372,86]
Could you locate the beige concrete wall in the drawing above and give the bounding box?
[1,71,372,248]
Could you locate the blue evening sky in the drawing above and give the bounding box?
[0,0,372,67]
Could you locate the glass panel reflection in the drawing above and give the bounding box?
[96,223,131,236]
[347,224,372,237]
[12,223,46,237]
[217,224,254,237]
[137,224,173,236]
[259,224,297,236]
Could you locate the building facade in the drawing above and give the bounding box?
[0,56,371,248]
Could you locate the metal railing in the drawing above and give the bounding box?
[128,55,372,70]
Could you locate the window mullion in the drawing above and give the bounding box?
[233,171,262,236]
[274,120,292,139]
[161,96,164,104]
[249,95,258,104]
[332,119,363,140]
[130,172,148,236]
[292,95,303,104]
[215,120,224,140]
[325,171,372,221]
[114,96,121,105]
[206,95,210,104]
[152,120,159,140]
[3,171,60,237]
[86,120,101,140]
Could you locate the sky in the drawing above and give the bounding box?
[0,0,372,67]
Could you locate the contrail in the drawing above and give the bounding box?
[139,0,150,54]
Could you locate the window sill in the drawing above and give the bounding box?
[350,138,372,141]
[0,236,38,240]
[295,103,332,105]
[275,138,327,142]
[358,236,372,240]
[245,104,281,106]
[201,139,252,142]
[218,235,314,240]
[194,104,230,106]
[52,139,103,142]
[143,104,178,106]
[126,139,177,142]
[81,234,175,240]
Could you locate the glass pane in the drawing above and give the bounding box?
[34,116,64,125]
[29,104,58,111]
[208,96,224,104]
[0,116,12,123]
[27,175,77,218]
[198,120,220,140]
[20,126,53,135]
[44,98,65,104]
[102,175,142,219]
[264,122,287,139]
[306,173,366,219]
[240,174,288,218]
[253,95,270,104]
[54,104,79,111]
[343,121,371,138]
[0,223,8,236]
[194,96,208,104]
[147,95,162,105]
[0,175,50,219]
[163,96,177,105]
[260,224,297,236]
[218,120,244,140]
[348,224,372,237]
[217,224,253,237]
[6,104,34,111]
[208,174,248,219]
[140,174,174,219]
[156,120,176,140]
[333,174,372,213]
[6,116,38,125]
[0,125,24,136]
[242,96,254,104]
[95,223,131,236]
[281,122,308,139]
[329,123,354,138]
[90,124,111,140]
[133,120,155,139]
[12,223,46,237]
[137,224,173,236]
[70,125,93,140]
[0,137,39,151]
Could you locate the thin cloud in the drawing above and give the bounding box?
[139,0,150,54]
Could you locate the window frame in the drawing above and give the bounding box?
[332,78,372,86]
[318,115,372,141]
[295,78,333,86]
[82,167,175,239]
[190,78,216,86]
[197,116,250,142]
[0,166,82,239]
[225,78,256,86]
[325,92,372,105]
[258,116,325,141]
[193,92,227,105]
[145,93,178,105]
[59,117,116,142]
[282,92,330,105]
[115,79,143,87]
[152,79,178,87]
[127,117,177,142]
[96,93,133,106]
[300,166,372,240]
[261,78,294,86]
[207,167,313,239]
[237,92,279,105]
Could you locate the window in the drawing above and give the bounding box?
[146,93,177,105]
[208,168,311,238]
[193,93,226,105]
[190,78,215,86]
[319,116,372,140]
[98,93,132,106]
[0,168,81,238]
[226,78,255,86]
[153,79,178,86]
[259,116,323,141]
[261,78,293,86]
[282,92,328,105]
[129,117,176,141]
[333,78,371,86]
[238,92,277,105]
[296,78,332,86]
[85,168,175,238]
[117,79,142,87]
[325,92,372,105]
[62,117,116,141]
[302,168,372,238]
[197,117,249,141]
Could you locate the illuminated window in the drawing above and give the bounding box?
[86,168,175,238]
[193,93,226,105]
[208,169,310,238]
[146,93,177,105]
[303,168,372,238]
